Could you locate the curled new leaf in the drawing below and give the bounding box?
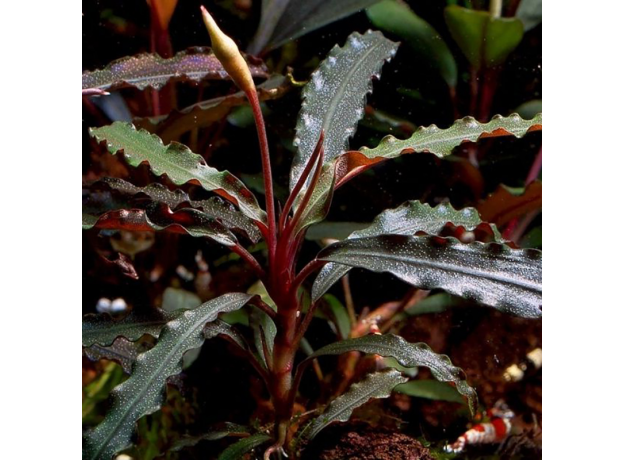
[83,293,253,460]
[90,122,266,224]
[335,113,542,187]
[313,201,504,300]
[316,235,542,318]
[82,47,268,92]
[291,30,399,190]
[304,369,407,439]
[305,333,476,413]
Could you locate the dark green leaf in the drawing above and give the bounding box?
[83,337,143,374]
[305,221,371,241]
[170,423,249,452]
[217,433,272,460]
[82,47,268,92]
[367,0,457,87]
[304,369,407,439]
[307,333,476,413]
[322,294,352,340]
[248,0,382,54]
[444,6,524,68]
[394,379,466,404]
[317,235,542,318]
[290,30,399,190]
[90,122,266,224]
[82,293,253,460]
[313,201,504,301]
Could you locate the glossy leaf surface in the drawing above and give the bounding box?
[444,6,524,68]
[307,333,476,412]
[304,369,407,439]
[290,30,398,190]
[313,201,503,301]
[90,122,266,224]
[317,235,542,318]
[83,293,252,460]
[367,0,457,87]
[82,47,268,92]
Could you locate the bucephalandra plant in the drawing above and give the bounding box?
[82,6,542,459]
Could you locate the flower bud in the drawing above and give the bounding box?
[200,6,255,94]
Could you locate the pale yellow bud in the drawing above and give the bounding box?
[200,6,255,94]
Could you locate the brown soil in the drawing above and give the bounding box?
[302,423,434,460]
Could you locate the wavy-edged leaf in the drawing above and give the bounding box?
[444,6,524,69]
[335,114,542,187]
[91,178,261,243]
[204,319,248,351]
[82,47,268,92]
[83,293,253,460]
[394,379,466,404]
[248,0,381,54]
[82,205,237,247]
[313,201,504,301]
[83,337,143,374]
[367,0,457,87]
[170,422,249,452]
[217,432,272,460]
[90,122,266,224]
[82,309,181,347]
[306,333,476,413]
[317,235,542,318]
[290,30,399,190]
[304,369,407,439]
[478,181,542,227]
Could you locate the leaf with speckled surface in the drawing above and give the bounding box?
[90,122,266,224]
[312,201,504,300]
[316,235,542,318]
[82,293,253,460]
[307,334,477,413]
[304,369,407,439]
[82,47,268,92]
[290,30,398,190]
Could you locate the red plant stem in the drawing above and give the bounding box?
[250,297,277,319]
[230,243,264,278]
[246,88,277,267]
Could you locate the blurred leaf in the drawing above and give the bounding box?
[162,287,201,312]
[291,31,398,190]
[322,294,352,340]
[313,201,504,301]
[367,0,457,87]
[83,363,126,423]
[444,6,524,68]
[478,181,542,227]
[83,293,253,460]
[395,379,466,404]
[305,221,370,241]
[306,333,476,413]
[335,113,542,187]
[516,0,542,31]
[90,122,266,224]
[248,0,382,54]
[147,0,178,30]
[317,235,542,318]
[82,47,268,92]
[520,225,542,249]
[170,423,249,452]
[217,433,272,460]
[403,292,465,316]
[515,99,542,120]
[304,369,407,439]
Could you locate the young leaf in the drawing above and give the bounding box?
[217,432,272,460]
[444,6,524,69]
[313,201,504,301]
[290,30,399,190]
[248,0,382,54]
[306,333,476,412]
[367,0,457,88]
[394,379,466,404]
[82,309,181,347]
[316,235,542,318]
[290,163,337,237]
[304,369,407,439]
[82,47,268,92]
[82,205,237,247]
[90,122,266,224]
[92,178,262,243]
[336,113,542,186]
[83,293,253,460]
